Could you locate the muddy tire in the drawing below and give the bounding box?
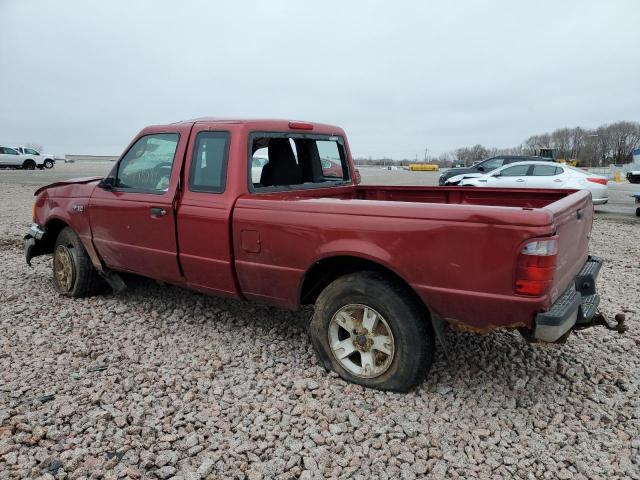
[309,271,435,392]
[22,159,36,170]
[53,227,101,297]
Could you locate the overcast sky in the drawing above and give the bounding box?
[1,0,639,158]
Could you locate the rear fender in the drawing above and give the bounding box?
[300,239,420,306]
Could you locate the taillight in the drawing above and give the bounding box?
[515,238,558,296]
[587,177,607,185]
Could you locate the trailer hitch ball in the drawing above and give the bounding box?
[593,312,628,334]
[614,313,628,333]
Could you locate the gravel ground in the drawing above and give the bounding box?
[1,181,639,479]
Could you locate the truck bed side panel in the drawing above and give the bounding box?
[232,195,556,328]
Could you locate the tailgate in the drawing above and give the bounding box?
[545,190,593,302]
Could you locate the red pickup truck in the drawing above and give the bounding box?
[25,118,603,391]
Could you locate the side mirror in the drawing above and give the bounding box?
[99,177,115,190]
[477,166,485,172]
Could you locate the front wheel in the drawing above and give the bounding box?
[309,271,435,392]
[53,227,102,297]
[44,159,54,169]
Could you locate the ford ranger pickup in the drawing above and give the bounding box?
[24,119,603,391]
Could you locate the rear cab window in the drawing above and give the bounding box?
[249,132,350,191]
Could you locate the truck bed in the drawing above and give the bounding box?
[354,185,574,209]
[233,185,593,331]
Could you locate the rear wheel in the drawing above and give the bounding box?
[309,271,435,392]
[22,159,36,170]
[53,227,101,297]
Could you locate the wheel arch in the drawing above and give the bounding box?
[299,254,429,318]
[39,217,70,254]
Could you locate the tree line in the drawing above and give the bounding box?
[355,121,640,167]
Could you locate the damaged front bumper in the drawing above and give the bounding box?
[534,256,603,342]
[24,224,46,266]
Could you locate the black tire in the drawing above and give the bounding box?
[636,207,640,217]
[22,159,36,170]
[44,159,54,169]
[53,227,101,297]
[309,271,435,392]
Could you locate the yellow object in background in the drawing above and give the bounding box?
[613,171,622,182]
[409,164,439,171]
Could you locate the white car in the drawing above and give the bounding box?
[460,161,609,205]
[0,146,46,169]
[14,147,57,169]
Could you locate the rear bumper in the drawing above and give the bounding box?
[592,197,608,205]
[534,256,602,342]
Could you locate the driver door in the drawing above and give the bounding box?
[89,127,189,282]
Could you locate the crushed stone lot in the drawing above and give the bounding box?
[1,181,639,479]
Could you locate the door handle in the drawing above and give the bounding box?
[516,179,525,182]
[150,207,167,217]
[553,179,562,182]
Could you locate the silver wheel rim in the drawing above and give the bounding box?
[328,304,395,378]
[54,245,75,292]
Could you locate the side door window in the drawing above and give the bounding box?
[496,164,530,187]
[479,158,503,172]
[116,133,179,193]
[530,164,561,176]
[499,165,531,177]
[188,132,230,193]
[529,164,564,186]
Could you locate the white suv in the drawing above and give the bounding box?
[0,146,46,169]
[14,147,56,169]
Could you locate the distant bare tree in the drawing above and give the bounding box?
[455,144,489,166]
[605,121,640,164]
[436,152,453,167]
[355,120,640,167]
